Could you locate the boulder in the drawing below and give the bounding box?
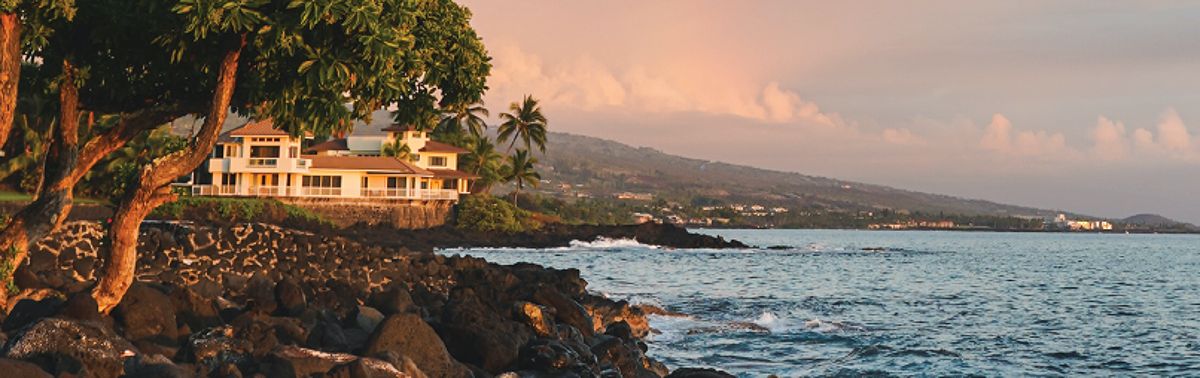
[273,279,306,316]
[5,318,137,378]
[326,357,414,378]
[182,325,252,373]
[367,285,418,315]
[515,301,557,338]
[439,288,531,372]
[264,345,356,377]
[125,354,195,378]
[113,283,179,343]
[169,286,223,332]
[354,306,385,334]
[59,291,102,322]
[363,313,471,378]
[3,297,64,332]
[532,287,595,337]
[0,358,53,378]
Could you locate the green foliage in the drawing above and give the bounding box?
[455,194,539,233]
[517,193,636,225]
[502,148,540,194]
[152,196,334,230]
[497,95,547,153]
[80,125,188,202]
[0,245,17,294]
[461,134,502,192]
[432,101,488,147]
[381,139,413,160]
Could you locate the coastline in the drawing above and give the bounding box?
[0,220,738,377]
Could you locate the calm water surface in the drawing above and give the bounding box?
[440,230,1200,376]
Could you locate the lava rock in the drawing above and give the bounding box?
[169,286,223,332]
[273,279,306,316]
[515,301,557,338]
[264,345,357,377]
[113,283,179,343]
[0,358,53,378]
[3,297,65,332]
[354,306,385,334]
[533,287,595,337]
[5,318,138,378]
[363,313,471,378]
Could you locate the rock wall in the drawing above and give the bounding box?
[278,198,454,229]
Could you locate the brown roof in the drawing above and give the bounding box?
[219,119,312,142]
[419,140,469,154]
[430,169,478,179]
[380,124,418,132]
[304,138,348,153]
[229,119,290,136]
[304,155,431,175]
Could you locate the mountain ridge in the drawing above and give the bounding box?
[536,131,1077,220]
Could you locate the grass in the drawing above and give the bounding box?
[0,190,106,205]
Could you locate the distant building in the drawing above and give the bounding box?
[1053,214,1113,231]
[614,192,653,201]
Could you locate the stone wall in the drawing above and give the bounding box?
[276,198,454,229]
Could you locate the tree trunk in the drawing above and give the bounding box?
[93,40,244,313]
[0,13,20,151]
[0,59,79,308]
[0,80,188,308]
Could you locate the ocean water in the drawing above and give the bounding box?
[439,230,1200,376]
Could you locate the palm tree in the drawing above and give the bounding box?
[381,139,414,161]
[436,101,489,144]
[461,135,503,193]
[497,95,547,153]
[502,149,540,204]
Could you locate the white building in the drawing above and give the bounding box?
[190,120,474,201]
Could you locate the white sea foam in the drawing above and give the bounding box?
[568,237,659,250]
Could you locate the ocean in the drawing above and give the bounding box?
[440,229,1200,376]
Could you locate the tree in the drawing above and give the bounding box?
[0,0,490,310]
[503,148,540,204]
[461,134,502,192]
[497,95,547,153]
[89,0,492,311]
[0,1,74,153]
[381,139,414,161]
[433,101,488,146]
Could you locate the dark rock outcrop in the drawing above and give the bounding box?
[1,220,728,377]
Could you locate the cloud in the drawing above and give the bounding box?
[487,43,843,127]
[1090,116,1128,159]
[979,113,1070,157]
[882,127,922,145]
[1155,108,1192,152]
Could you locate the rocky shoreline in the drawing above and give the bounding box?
[0,221,738,377]
[344,222,747,252]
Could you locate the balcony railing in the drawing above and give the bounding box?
[362,188,411,198]
[188,185,457,201]
[247,158,278,167]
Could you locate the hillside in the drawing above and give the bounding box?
[531,132,1065,219]
[1121,214,1194,228]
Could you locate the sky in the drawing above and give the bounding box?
[459,0,1200,223]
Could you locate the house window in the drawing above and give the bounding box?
[225,145,238,157]
[221,175,237,185]
[429,156,447,167]
[387,177,402,189]
[361,177,368,189]
[289,146,298,158]
[251,146,280,158]
[302,175,342,188]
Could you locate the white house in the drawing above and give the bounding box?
[190,119,475,201]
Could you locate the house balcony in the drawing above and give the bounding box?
[189,185,459,201]
[208,157,311,173]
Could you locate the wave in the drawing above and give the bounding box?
[568,237,659,250]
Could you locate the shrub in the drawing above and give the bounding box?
[151,197,334,231]
[455,194,540,233]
